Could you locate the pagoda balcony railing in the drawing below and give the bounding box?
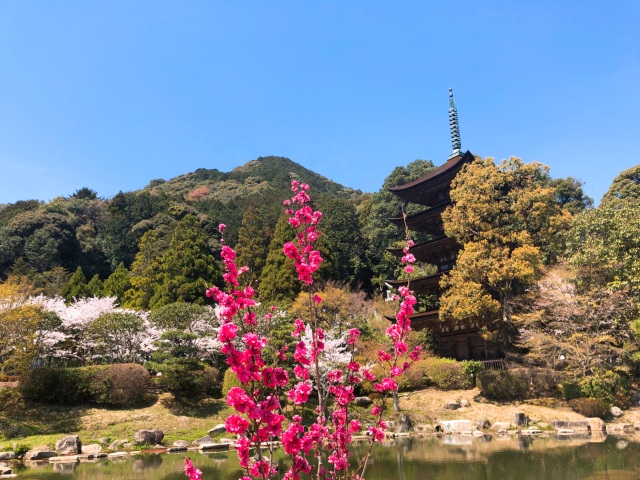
[480,358,508,371]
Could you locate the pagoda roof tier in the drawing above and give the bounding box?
[388,203,449,235]
[388,150,474,205]
[385,272,444,296]
[384,309,481,334]
[387,236,459,265]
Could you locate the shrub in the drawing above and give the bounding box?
[511,367,563,398]
[19,366,104,404]
[568,397,610,418]
[147,358,215,399]
[397,358,430,391]
[578,370,629,407]
[92,363,150,406]
[477,370,527,401]
[424,358,473,390]
[222,368,242,397]
[562,381,582,401]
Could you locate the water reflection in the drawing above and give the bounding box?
[12,435,640,480]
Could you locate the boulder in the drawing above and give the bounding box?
[396,413,412,433]
[0,462,11,475]
[611,406,624,418]
[25,449,57,461]
[490,422,512,431]
[512,412,528,427]
[551,420,591,432]
[0,452,14,460]
[193,435,214,446]
[133,429,164,445]
[173,440,190,448]
[444,401,460,410]
[587,418,606,432]
[459,399,470,408]
[97,438,111,445]
[82,444,103,454]
[108,440,126,451]
[168,446,188,453]
[55,435,82,455]
[354,396,373,407]
[218,438,236,444]
[476,419,490,430]
[208,424,226,435]
[606,423,634,434]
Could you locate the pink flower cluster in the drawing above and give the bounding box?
[190,180,421,480]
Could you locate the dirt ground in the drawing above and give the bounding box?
[394,387,640,426]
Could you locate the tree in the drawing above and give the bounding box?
[235,202,271,282]
[63,267,91,302]
[259,214,300,304]
[87,274,104,297]
[551,177,593,215]
[0,276,46,374]
[440,157,571,331]
[601,164,640,208]
[361,160,436,290]
[148,214,220,308]
[87,312,147,363]
[102,262,131,305]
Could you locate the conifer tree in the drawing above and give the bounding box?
[87,274,104,297]
[235,202,271,282]
[103,262,132,305]
[63,266,91,302]
[259,214,300,304]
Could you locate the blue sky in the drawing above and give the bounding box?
[0,1,638,205]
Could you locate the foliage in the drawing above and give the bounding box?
[550,177,593,215]
[441,157,571,330]
[568,398,610,419]
[102,262,131,305]
[86,312,148,364]
[222,368,243,397]
[92,363,150,406]
[477,370,527,401]
[235,202,272,282]
[259,214,301,303]
[19,366,103,404]
[63,267,91,302]
[577,370,629,406]
[423,358,473,390]
[601,164,640,208]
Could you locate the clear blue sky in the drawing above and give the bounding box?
[0,1,638,205]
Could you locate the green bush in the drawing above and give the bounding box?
[222,368,243,398]
[19,366,105,404]
[397,359,430,392]
[568,397,610,418]
[147,358,217,398]
[562,381,582,401]
[578,370,629,407]
[424,358,473,390]
[92,363,150,406]
[477,370,527,401]
[511,367,562,397]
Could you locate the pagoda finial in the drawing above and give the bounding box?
[448,87,462,158]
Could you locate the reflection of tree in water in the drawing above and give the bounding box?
[132,454,163,472]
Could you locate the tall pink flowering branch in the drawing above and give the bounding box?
[194,180,420,480]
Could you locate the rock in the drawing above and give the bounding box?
[512,412,528,427]
[97,438,111,445]
[490,422,512,431]
[49,455,79,463]
[0,452,14,460]
[611,406,624,418]
[168,446,187,453]
[459,399,470,408]
[199,443,229,451]
[218,438,235,444]
[444,401,460,410]
[55,435,82,455]
[122,442,137,449]
[498,429,507,435]
[354,396,373,407]
[437,419,473,433]
[82,444,103,454]
[587,418,606,432]
[173,440,190,448]
[0,462,11,475]
[606,423,634,434]
[476,419,490,430]
[193,435,214,446]
[397,413,412,433]
[522,429,543,435]
[616,439,629,449]
[25,449,57,460]
[108,440,124,451]
[133,429,164,445]
[208,424,226,435]
[414,424,436,433]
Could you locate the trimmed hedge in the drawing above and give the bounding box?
[424,358,473,390]
[477,370,527,401]
[93,363,151,406]
[568,397,610,418]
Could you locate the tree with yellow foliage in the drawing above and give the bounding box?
[440,157,571,334]
[0,276,47,375]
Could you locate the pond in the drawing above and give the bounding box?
[11,434,640,480]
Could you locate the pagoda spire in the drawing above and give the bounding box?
[448,88,462,158]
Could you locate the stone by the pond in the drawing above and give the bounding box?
[588,418,606,432]
[607,423,634,434]
[0,452,14,461]
[396,413,412,433]
[134,429,164,445]
[49,455,79,463]
[122,442,137,449]
[82,444,103,454]
[193,435,213,446]
[199,443,230,451]
[97,438,110,445]
[490,422,511,431]
[173,440,190,448]
[476,419,490,430]
[354,396,373,407]
[459,399,470,408]
[168,446,188,453]
[521,429,543,435]
[551,420,590,432]
[208,424,226,435]
[0,462,11,475]
[218,438,235,444]
[55,435,82,455]
[25,449,57,461]
[444,401,460,410]
[108,440,127,451]
[512,412,528,427]
[437,419,473,433]
[611,406,624,418]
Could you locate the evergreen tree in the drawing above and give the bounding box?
[103,262,132,305]
[259,214,300,304]
[235,202,272,282]
[87,274,104,297]
[149,214,220,308]
[63,266,91,302]
[601,164,640,208]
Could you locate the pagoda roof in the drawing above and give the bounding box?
[388,150,474,205]
[385,272,444,295]
[384,309,482,334]
[387,236,458,263]
[388,203,449,234]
